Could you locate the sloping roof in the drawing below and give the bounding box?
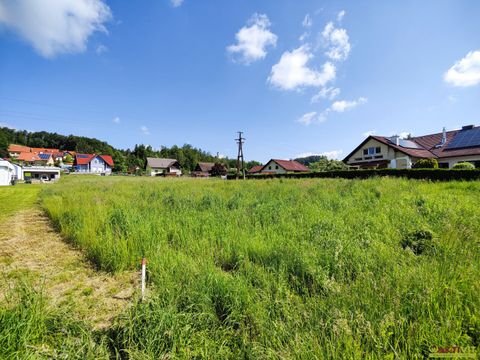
[263,159,310,172]
[370,136,434,158]
[146,157,178,169]
[99,155,114,167]
[31,147,59,154]
[248,165,263,173]
[75,154,96,165]
[17,152,41,162]
[345,126,480,163]
[8,144,31,153]
[196,162,215,172]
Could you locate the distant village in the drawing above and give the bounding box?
[1,124,479,186]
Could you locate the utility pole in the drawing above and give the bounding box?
[235,131,246,180]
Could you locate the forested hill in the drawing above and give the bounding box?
[0,127,261,173]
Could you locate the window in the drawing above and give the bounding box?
[363,147,381,156]
[275,165,279,169]
[268,166,272,170]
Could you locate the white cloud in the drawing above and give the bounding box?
[337,10,346,22]
[444,50,480,87]
[311,86,340,102]
[302,14,312,28]
[362,130,376,137]
[227,13,277,64]
[170,0,184,7]
[295,150,343,160]
[296,110,329,125]
[398,131,410,139]
[330,97,367,112]
[96,44,108,54]
[299,32,309,42]
[140,126,150,135]
[321,22,351,61]
[0,0,112,58]
[269,45,336,90]
[112,116,120,124]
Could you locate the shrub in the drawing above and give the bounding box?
[452,162,475,170]
[401,229,434,255]
[412,158,438,169]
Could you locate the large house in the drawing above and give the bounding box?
[146,158,182,176]
[259,159,310,174]
[344,125,480,169]
[0,159,15,186]
[74,154,114,174]
[9,144,57,166]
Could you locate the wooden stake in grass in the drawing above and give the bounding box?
[141,258,147,301]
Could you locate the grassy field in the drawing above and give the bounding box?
[0,184,40,221]
[31,176,480,359]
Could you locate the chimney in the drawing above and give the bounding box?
[441,127,447,145]
[390,135,400,146]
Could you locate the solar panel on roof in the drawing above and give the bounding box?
[38,153,51,160]
[77,154,90,158]
[446,127,480,149]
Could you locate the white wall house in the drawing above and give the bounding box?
[146,158,182,176]
[344,125,480,169]
[0,160,15,186]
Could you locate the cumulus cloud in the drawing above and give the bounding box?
[321,21,351,61]
[227,13,277,64]
[140,126,150,135]
[112,116,120,124]
[330,97,367,112]
[0,0,112,58]
[311,86,340,102]
[296,110,328,125]
[298,97,366,126]
[268,45,336,90]
[170,0,184,7]
[444,50,480,87]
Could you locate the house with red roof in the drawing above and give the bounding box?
[344,125,480,169]
[259,159,310,174]
[74,154,114,174]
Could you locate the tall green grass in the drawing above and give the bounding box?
[40,176,480,358]
[0,279,110,359]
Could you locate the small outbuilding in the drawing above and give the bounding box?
[23,166,61,182]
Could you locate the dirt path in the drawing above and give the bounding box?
[0,208,138,329]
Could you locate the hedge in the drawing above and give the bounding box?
[227,169,480,181]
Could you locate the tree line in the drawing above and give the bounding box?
[0,127,261,173]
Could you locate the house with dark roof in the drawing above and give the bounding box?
[74,154,114,174]
[344,125,480,169]
[146,157,181,176]
[260,159,310,174]
[192,162,227,177]
[248,165,263,174]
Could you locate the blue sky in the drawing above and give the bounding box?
[1,0,480,162]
